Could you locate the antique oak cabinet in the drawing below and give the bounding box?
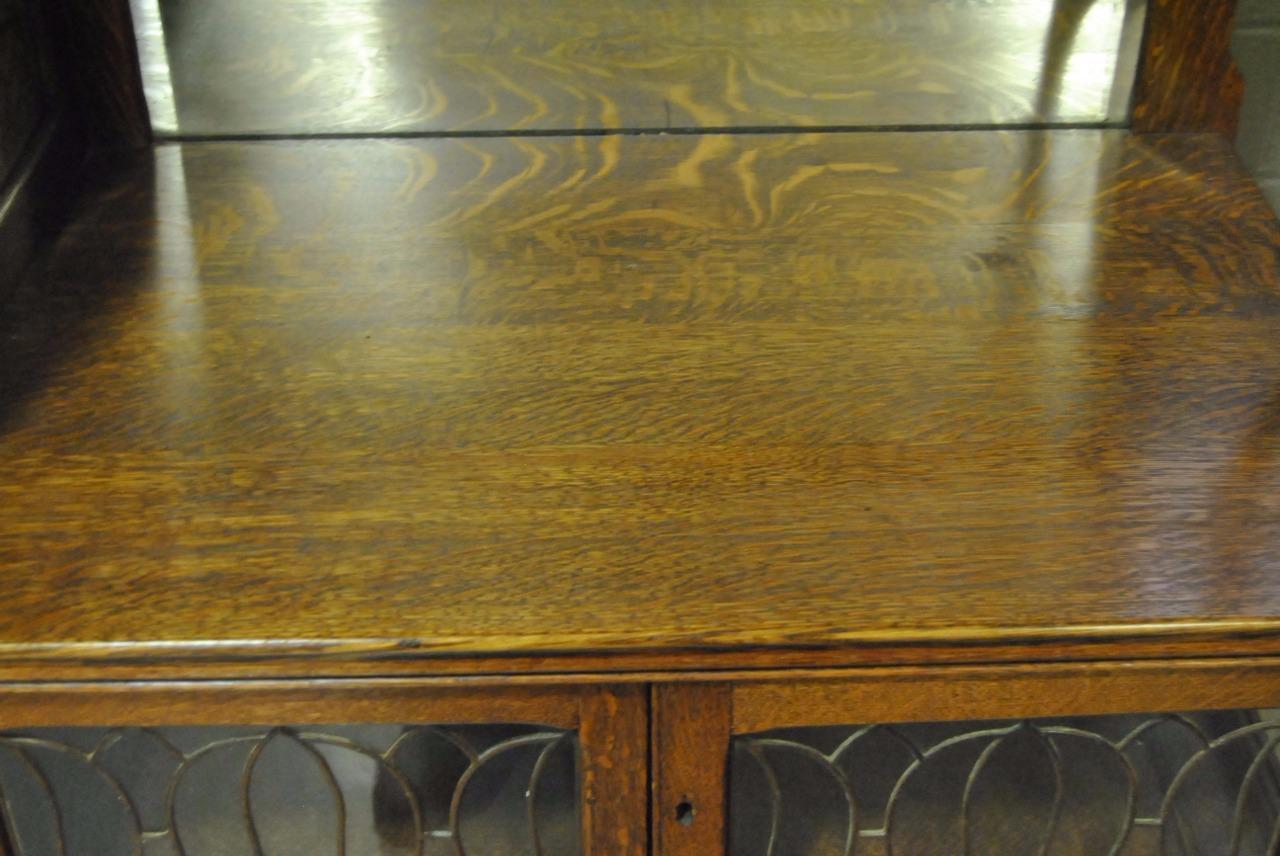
[1,0,1279,853]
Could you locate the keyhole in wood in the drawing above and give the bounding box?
[675,800,695,826]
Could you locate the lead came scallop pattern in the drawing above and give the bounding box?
[0,724,581,856]
[730,711,1280,856]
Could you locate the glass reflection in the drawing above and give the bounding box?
[135,0,1149,136]
[129,0,178,134]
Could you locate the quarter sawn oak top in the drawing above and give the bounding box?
[2,129,1279,678]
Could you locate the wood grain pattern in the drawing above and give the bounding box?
[3,633,1280,682]
[579,685,649,855]
[731,659,1280,732]
[0,680,582,728]
[1132,0,1244,135]
[652,683,731,856]
[1,130,1279,678]
[151,0,1144,135]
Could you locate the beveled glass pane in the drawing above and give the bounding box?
[0,723,581,856]
[129,0,1148,136]
[731,711,1280,856]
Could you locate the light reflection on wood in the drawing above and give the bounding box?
[144,0,1146,135]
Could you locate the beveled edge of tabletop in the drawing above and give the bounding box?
[2,617,1279,682]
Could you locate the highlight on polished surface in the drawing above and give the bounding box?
[131,0,1148,135]
[0,127,1278,676]
[0,1,1275,851]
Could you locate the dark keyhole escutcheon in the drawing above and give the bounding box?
[675,800,695,826]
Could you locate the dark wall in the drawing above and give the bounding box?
[0,4,51,185]
[0,0,60,293]
[0,0,151,296]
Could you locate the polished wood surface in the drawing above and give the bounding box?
[2,129,1280,677]
[0,680,583,728]
[652,683,731,856]
[149,0,1144,135]
[730,659,1280,731]
[1132,0,1243,136]
[579,685,649,855]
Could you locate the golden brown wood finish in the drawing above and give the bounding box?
[579,685,649,855]
[10,632,1280,682]
[731,659,1280,732]
[2,130,1280,679]
[0,680,581,728]
[149,0,1143,135]
[652,683,731,856]
[1132,0,1244,135]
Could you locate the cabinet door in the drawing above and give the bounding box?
[0,681,645,855]
[653,661,1280,856]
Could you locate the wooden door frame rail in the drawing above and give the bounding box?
[650,656,1280,855]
